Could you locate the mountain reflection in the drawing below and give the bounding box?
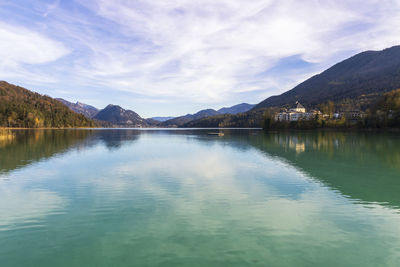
[1,129,399,209]
[0,129,93,174]
[91,129,140,150]
[246,131,400,208]
[0,129,144,174]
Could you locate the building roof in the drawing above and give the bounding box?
[294,101,305,109]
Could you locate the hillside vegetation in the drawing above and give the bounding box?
[261,89,400,130]
[0,81,97,128]
[365,88,400,128]
[182,109,266,128]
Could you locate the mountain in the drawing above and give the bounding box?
[0,81,97,128]
[181,108,265,128]
[218,103,254,114]
[192,109,221,119]
[182,46,400,128]
[94,104,149,127]
[255,45,400,109]
[56,98,99,118]
[150,116,175,122]
[160,109,220,127]
[160,103,254,127]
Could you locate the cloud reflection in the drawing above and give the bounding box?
[0,188,66,231]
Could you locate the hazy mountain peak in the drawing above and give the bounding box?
[218,103,254,114]
[56,98,99,118]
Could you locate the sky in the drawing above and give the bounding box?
[0,0,399,117]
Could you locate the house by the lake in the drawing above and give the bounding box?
[332,110,367,120]
[274,102,321,122]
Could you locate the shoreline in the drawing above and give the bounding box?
[263,127,400,132]
[1,126,399,132]
[0,127,98,130]
[0,127,263,130]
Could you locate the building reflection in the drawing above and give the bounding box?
[245,131,400,208]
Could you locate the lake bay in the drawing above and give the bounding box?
[0,129,400,266]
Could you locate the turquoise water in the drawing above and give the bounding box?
[0,129,400,266]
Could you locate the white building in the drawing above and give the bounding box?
[289,102,306,113]
[273,102,322,122]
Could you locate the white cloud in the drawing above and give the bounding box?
[0,188,66,231]
[0,21,70,83]
[70,0,400,104]
[71,139,400,256]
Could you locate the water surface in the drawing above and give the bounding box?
[0,129,400,266]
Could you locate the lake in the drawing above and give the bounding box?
[0,129,400,266]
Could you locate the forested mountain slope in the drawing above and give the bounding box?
[0,81,96,128]
[255,46,400,109]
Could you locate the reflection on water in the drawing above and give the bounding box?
[0,129,143,175]
[0,130,15,147]
[0,129,400,267]
[0,129,91,174]
[248,132,400,208]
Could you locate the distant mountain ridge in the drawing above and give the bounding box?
[160,103,254,127]
[255,45,400,109]
[218,103,254,114]
[150,116,175,122]
[56,98,254,127]
[57,99,153,127]
[56,98,99,118]
[160,109,220,127]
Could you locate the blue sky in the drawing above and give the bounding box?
[0,0,399,117]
